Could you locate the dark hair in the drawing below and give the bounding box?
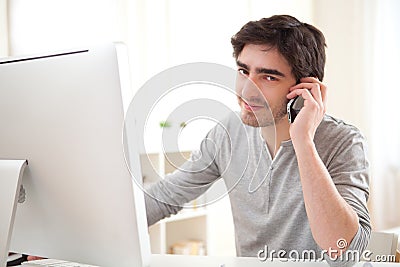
[231,15,327,81]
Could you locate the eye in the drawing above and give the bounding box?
[264,75,277,81]
[238,68,248,76]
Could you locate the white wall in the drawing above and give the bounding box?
[314,0,400,230]
[8,0,119,55]
[367,0,400,230]
[312,0,371,136]
[0,0,9,56]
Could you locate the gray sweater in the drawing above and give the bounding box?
[145,112,370,264]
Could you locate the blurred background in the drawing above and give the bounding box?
[1,0,399,256]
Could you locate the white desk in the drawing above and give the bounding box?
[16,254,399,267]
[149,254,398,267]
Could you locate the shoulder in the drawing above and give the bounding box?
[315,114,366,145]
[314,115,368,165]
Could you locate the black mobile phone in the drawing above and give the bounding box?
[287,95,304,123]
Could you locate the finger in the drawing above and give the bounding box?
[300,77,319,83]
[290,80,327,112]
[309,82,323,108]
[27,256,45,261]
[289,82,314,91]
[291,89,321,115]
[320,84,327,112]
[300,77,328,108]
[286,88,317,105]
[287,85,319,102]
[287,88,305,99]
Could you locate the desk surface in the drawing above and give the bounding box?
[17,254,399,267]
[149,254,398,267]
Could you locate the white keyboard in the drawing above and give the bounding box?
[21,259,99,267]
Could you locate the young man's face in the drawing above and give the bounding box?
[235,44,297,127]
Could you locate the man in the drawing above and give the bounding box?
[145,15,370,265]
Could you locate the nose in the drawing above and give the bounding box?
[241,76,263,101]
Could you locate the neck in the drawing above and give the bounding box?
[260,118,291,158]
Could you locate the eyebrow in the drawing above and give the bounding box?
[236,60,286,77]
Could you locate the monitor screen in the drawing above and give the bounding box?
[0,43,150,267]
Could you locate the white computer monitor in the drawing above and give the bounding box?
[0,43,150,267]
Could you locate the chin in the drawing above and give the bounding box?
[240,109,275,127]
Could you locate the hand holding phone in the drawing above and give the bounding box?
[287,95,304,123]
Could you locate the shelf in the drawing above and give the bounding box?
[162,208,207,223]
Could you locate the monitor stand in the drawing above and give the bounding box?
[0,160,27,267]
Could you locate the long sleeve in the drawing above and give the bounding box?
[321,124,371,266]
[145,129,222,226]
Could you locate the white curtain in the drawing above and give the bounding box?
[367,0,400,230]
[0,0,9,57]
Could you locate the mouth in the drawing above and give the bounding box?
[240,99,266,112]
[244,102,266,112]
